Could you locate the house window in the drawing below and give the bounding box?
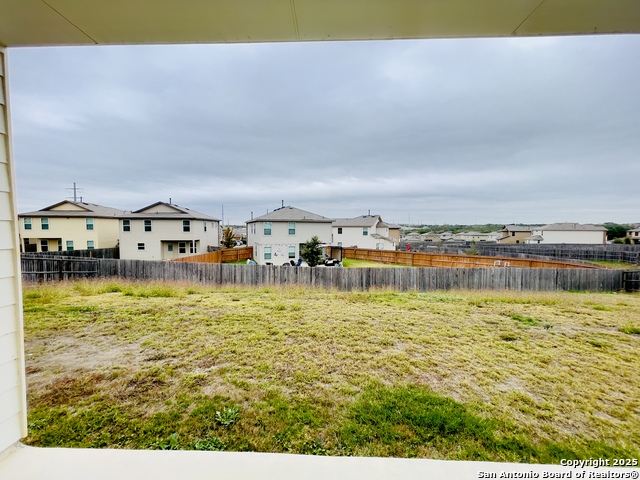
[122,219,131,232]
[264,222,272,236]
[288,222,295,235]
[24,218,32,230]
[179,242,186,254]
[363,227,368,236]
[57,239,62,252]
[86,218,94,230]
[288,246,295,258]
[66,240,74,251]
[87,241,95,250]
[183,220,191,232]
[190,241,196,254]
[337,227,342,234]
[168,244,174,252]
[40,240,48,252]
[337,242,342,247]
[144,219,152,232]
[41,218,49,230]
[138,243,145,251]
[204,221,207,232]
[511,232,515,237]
[264,247,272,260]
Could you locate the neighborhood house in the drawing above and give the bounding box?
[119,202,220,260]
[18,200,124,253]
[332,215,398,250]
[526,223,607,245]
[246,206,333,266]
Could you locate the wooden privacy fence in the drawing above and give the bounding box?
[476,244,640,264]
[171,247,253,264]
[623,271,640,292]
[21,256,98,282]
[340,248,602,269]
[84,260,625,292]
[21,257,626,292]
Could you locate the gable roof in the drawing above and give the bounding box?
[247,206,333,223]
[501,225,533,232]
[333,215,381,228]
[539,223,606,232]
[19,201,126,218]
[125,202,220,221]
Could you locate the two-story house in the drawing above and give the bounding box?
[627,228,640,245]
[18,200,124,253]
[496,225,533,244]
[332,215,396,250]
[246,206,333,265]
[119,202,220,260]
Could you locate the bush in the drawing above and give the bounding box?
[300,236,323,267]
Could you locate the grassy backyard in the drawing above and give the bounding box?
[22,280,640,462]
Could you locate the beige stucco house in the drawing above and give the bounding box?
[527,223,607,245]
[18,200,125,253]
[627,228,640,245]
[246,206,333,265]
[119,202,220,260]
[332,215,397,250]
[496,225,533,244]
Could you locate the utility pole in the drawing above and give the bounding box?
[65,182,83,202]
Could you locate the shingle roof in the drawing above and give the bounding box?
[540,223,606,231]
[125,202,220,221]
[19,201,126,218]
[247,206,332,223]
[333,215,381,228]
[501,225,533,232]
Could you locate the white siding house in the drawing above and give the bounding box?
[528,223,607,245]
[332,215,396,250]
[627,228,640,245]
[246,206,333,265]
[18,201,124,253]
[119,202,220,260]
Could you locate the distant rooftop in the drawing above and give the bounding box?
[539,223,606,231]
[19,200,126,218]
[247,206,333,223]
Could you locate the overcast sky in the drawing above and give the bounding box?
[8,34,640,226]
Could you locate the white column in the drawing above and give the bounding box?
[0,47,27,453]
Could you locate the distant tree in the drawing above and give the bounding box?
[221,226,235,248]
[603,223,631,241]
[300,236,323,267]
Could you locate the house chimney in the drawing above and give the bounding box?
[169,198,172,204]
[251,211,253,220]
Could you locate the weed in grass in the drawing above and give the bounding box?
[510,314,540,326]
[191,437,226,451]
[619,325,640,335]
[215,407,240,427]
[500,334,519,342]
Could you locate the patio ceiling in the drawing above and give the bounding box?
[1,0,639,47]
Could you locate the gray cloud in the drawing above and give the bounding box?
[9,35,640,225]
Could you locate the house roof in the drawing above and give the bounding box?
[333,215,382,228]
[628,228,640,233]
[123,202,220,221]
[247,206,333,224]
[501,225,533,232]
[526,235,545,241]
[19,201,126,218]
[539,223,606,231]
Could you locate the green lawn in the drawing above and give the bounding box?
[342,258,408,268]
[22,280,640,462]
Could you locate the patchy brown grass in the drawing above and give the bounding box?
[22,279,640,460]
